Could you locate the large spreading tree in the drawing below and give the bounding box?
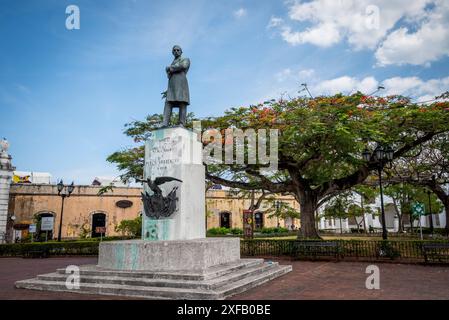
[108,93,449,239]
[201,94,449,238]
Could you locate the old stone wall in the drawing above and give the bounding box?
[8,184,300,240]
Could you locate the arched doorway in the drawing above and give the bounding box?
[91,212,106,238]
[220,211,231,229]
[254,211,264,230]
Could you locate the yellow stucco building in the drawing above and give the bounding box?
[6,184,300,241]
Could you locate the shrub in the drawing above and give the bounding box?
[115,216,142,238]
[260,227,289,234]
[230,228,243,235]
[0,241,100,257]
[413,227,448,236]
[207,227,230,235]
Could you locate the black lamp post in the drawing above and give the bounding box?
[57,180,75,242]
[363,145,394,240]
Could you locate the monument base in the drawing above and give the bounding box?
[98,238,241,271]
[15,238,292,300]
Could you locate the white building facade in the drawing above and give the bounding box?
[318,192,447,233]
[0,139,14,243]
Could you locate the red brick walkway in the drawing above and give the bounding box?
[1,256,448,300]
[231,258,449,300]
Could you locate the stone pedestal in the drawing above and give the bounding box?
[98,238,240,272]
[0,140,14,244]
[142,127,205,241]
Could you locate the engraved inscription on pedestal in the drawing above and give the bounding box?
[147,134,183,176]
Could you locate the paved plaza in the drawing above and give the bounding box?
[1,256,448,300]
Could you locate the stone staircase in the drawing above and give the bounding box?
[15,259,292,299]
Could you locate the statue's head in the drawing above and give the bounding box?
[172,45,182,58]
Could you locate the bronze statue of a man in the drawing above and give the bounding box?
[162,45,190,127]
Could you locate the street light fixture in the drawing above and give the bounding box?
[362,144,394,240]
[57,180,75,242]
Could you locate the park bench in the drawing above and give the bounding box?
[422,243,449,264]
[292,241,340,261]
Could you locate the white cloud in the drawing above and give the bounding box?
[315,76,379,95]
[268,17,283,28]
[280,23,341,47]
[298,69,316,79]
[382,76,449,98]
[375,1,449,65]
[275,68,292,82]
[234,8,247,19]
[312,75,449,101]
[275,68,316,82]
[269,0,449,66]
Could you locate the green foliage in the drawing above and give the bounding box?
[207,227,230,235]
[384,183,443,218]
[107,146,145,182]
[412,227,448,236]
[353,185,378,204]
[264,200,300,220]
[79,224,91,239]
[107,92,449,238]
[97,185,115,196]
[259,227,289,234]
[115,216,142,238]
[323,193,352,219]
[230,228,243,235]
[204,94,449,185]
[0,241,100,257]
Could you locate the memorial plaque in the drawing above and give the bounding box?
[41,217,54,231]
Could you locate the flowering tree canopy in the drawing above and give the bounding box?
[202,93,449,238]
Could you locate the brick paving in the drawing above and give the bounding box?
[0,256,132,300]
[1,256,448,300]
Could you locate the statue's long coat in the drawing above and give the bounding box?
[166,56,190,105]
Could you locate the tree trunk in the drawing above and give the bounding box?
[428,184,449,237]
[361,197,367,233]
[392,198,403,233]
[340,217,343,234]
[297,190,321,239]
[445,199,449,237]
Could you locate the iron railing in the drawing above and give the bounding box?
[241,239,449,264]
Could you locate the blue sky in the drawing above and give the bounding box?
[1,0,449,184]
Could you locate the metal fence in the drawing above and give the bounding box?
[2,239,449,264]
[241,239,449,264]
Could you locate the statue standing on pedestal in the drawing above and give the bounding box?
[162,45,190,127]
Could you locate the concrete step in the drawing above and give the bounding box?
[16,263,292,300]
[217,265,292,299]
[38,262,278,290]
[55,258,264,281]
[15,279,218,299]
